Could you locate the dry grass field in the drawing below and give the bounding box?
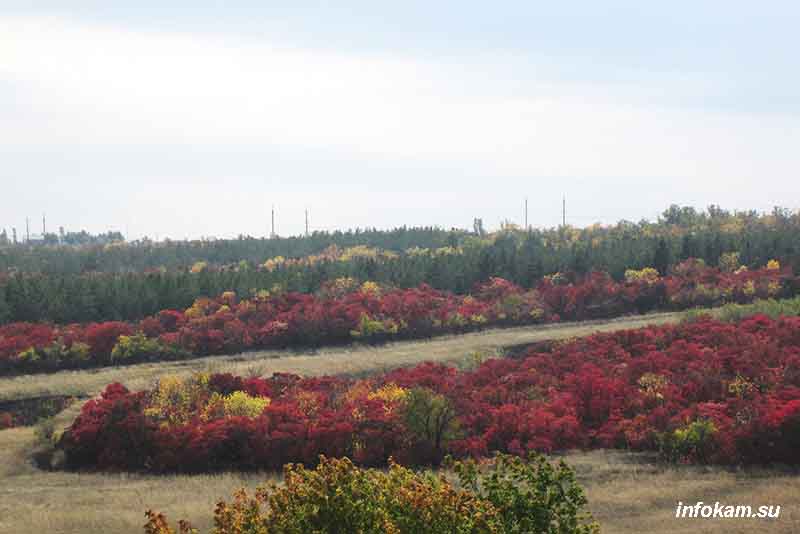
[570,450,798,533]
[1,311,797,534]
[1,425,797,534]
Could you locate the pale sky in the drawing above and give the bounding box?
[2,2,799,239]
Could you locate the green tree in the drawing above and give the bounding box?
[0,287,9,323]
[653,238,671,275]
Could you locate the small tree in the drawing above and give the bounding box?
[402,387,459,464]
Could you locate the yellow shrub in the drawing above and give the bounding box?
[638,373,668,400]
[350,314,394,338]
[624,267,660,284]
[184,306,203,319]
[343,380,373,405]
[340,245,380,261]
[470,314,488,325]
[405,246,430,256]
[345,381,409,414]
[262,256,285,272]
[20,341,93,364]
[386,320,400,334]
[67,342,91,362]
[190,261,207,274]
[17,347,39,362]
[766,259,780,270]
[333,276,358,292]
[360,280,381,295]
[446,312,467,328]
[368,383,408,405]
[144,373,211,426]
[184,298,212,319]
[222,391,270,418]
[111,333,162,361]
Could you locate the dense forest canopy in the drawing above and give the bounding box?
[1,204,797,275]
[0,205,798,325]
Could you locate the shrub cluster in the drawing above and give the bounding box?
[0,395,77,429]
[686,295,800,323]
[1,260,793,375]
[60,314,800,471]
[144,454,599,534]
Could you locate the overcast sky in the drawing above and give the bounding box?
[2,2,799,239]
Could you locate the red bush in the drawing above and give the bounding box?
[85,322,133,362]
[2,260,796,374]
[0,411,14,429]
[59,315,800,471]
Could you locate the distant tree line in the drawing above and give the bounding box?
[0,205,799,325]
[0,227,463,274]
[0,228,125,248]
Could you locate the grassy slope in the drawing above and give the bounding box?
[1,310,798,533]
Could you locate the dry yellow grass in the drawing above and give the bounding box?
[0,426,273,534]
[569,450,799,533]
[0,427,797,534]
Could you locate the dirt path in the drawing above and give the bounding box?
[0,312,681,402]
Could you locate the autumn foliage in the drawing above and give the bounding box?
[1,260,794,375]
[59,313,800,471]
[144,454,599,534]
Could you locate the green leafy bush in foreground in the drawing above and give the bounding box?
[144,454,599,534]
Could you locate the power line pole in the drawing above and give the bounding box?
[562,195,566,227]
[271,205,275,238]
[42,213,46,236]
[25,217,30,242]
[305,209,309,237]
[524,197,528,230]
